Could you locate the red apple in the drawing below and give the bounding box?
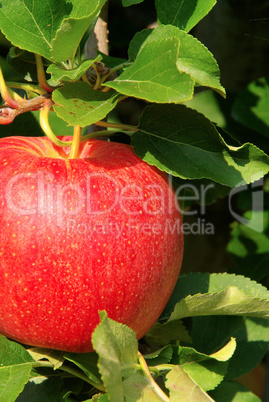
[0,136,183,352]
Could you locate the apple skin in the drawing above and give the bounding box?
[0,136,183,352]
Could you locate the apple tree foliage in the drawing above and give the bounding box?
[0,0,268,401]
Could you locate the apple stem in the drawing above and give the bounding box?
[39,99,73,147]
[35,54,55,93]
[95,120,137,132]
[69,125,82,159]
[138,352,170,401]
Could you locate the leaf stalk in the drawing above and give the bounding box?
[69,125,82,159]
[35,54,55,93]
[95,120,137,132]
[138,352,170,401]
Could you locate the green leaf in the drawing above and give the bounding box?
[164,272,269,314]
[122,0,144,6]
[0,1,106,63]
[170,286,269,320]
[0,0,70,60]
[157,273,269,351]
[172,338,236,392]
[52,82,122,127]
[50,0,107,63]
[0,365,33,402]
[155,0,216,32]
[0,335,35,402]
[127,26,224,96]
[145,319,192,346]
[227,211,269,281]
[64,352,101,384]
[27,348,64,369]
[131,104,269,187]
[209,381,261,402]
[175,30,225,96]
[165,365,215,401]
[232,77,269,139]
[47,56,102,83]
[144,346,173,366]
[97,52,127,69]
[192,316,269,380]
[91,311,138,402]
[106,31,194,103]
[127,30,152,62]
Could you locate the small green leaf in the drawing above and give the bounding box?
[64,352,101,384]
[144,346,173,366]
[127,26,224,96]
[0,335,35,366]
[165,365,215,401]
[127,30,152,62]
[176,30,225,97]
[131,104,269,186]
[171,338,236,392]
[232,77,269,138]
[0,335,35,402]
[156,0,216,32]
[97,52,127,69]
[91,311,138,402]
[50,0,107,62]
[47,56,102,83]
[145,319,191,346]
[210,338,237,362]
[106,34,194,103]
[52,82,122,127]
[192,316,269,380]
[27,348,64,369]
[209,381,261,402]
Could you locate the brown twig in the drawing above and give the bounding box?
[0,94,49,125]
